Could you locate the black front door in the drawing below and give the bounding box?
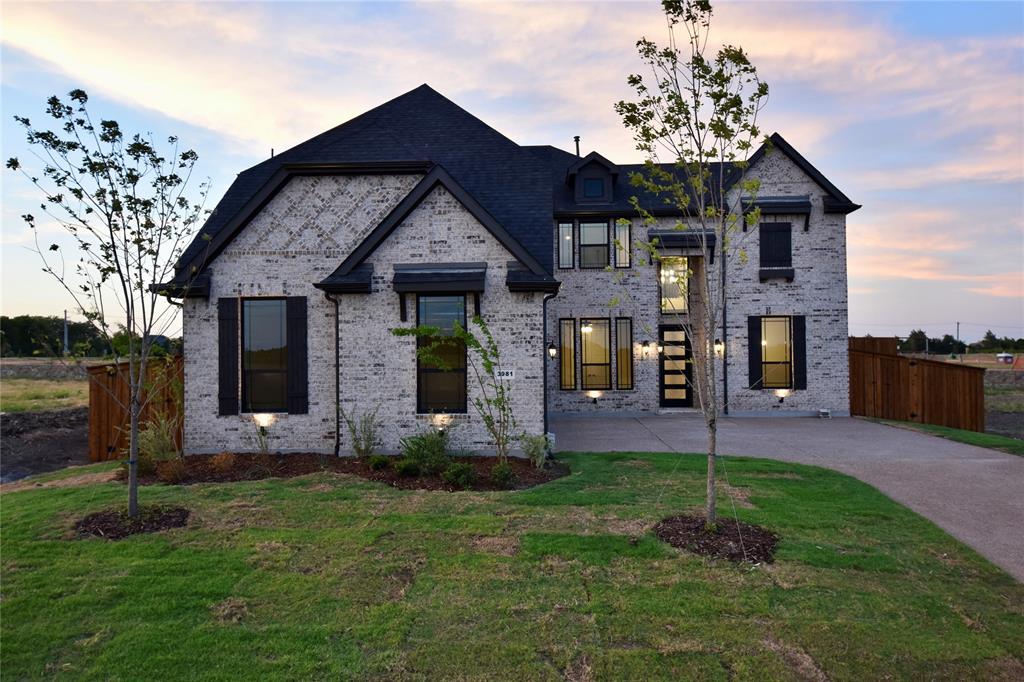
[659,325,692,407]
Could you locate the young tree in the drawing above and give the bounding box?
[6,90,208,516]
[615,0,768,527]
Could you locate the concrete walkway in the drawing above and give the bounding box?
[550,414,1024,581]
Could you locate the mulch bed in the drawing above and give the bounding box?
[74,505,189,540]
[127,453,568,492]
[653,514,779,564]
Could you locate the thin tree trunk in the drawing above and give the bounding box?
[705,418,717,528]
[128,392,140,517]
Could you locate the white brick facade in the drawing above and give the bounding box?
[181,139,850,455]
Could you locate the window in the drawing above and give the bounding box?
[616,318,633,390]
[614,221,631,268]
[242,299,288,413]
[559,319,576,390]
[761,316,792,388]
[580,221,609,268]
[760,223,792,269]
[583,178,605,199]
[580,318,611,389]
[558,222,574,269]
[660,257,688,313]
[417,295,467,413]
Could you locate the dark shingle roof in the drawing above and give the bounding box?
[177,84,554,278]
[176,89,858,285]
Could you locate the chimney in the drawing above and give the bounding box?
[574,136,580,157]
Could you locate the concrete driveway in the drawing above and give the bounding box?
[550,413,1024,582]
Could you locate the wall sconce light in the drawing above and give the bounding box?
[547,343,557,358]
[252,413,276,429]
[642,341,650,358]
[714,338,724,356]
[581,322,593,334]
[656,342,664,354]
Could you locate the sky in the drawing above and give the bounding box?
[1,0,1022,343]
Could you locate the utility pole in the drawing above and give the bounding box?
[63,309,69,356]
[955,321,961,361]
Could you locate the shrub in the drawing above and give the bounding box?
[400,429,450,475]
[341,404,381,458]
[134,410,182,476]
[155,457,188,484]
[442,462,477,490]
[490,461,515,489]
[394,457,421,477]
[520,434,550,470]
[367,454,390,471]
[210,452,236,475]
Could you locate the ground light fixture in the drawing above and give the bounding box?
[547,343,557,358]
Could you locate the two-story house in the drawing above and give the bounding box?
[160,85,859,454]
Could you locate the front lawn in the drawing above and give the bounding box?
[2,453,1022,679]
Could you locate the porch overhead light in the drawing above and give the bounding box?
[547,343,557,358]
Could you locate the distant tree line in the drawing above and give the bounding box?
[0,315,180,358]
[897,329,1024,355]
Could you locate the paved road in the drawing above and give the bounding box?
[551,414,1024,582]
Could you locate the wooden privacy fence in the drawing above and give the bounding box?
[87,357,184,461]
[848,338,986,432]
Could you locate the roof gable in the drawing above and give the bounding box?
[321,166,547,286]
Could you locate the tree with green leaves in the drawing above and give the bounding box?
[393,315,518,461]
[615,0,768,528]
[6,90,209,517]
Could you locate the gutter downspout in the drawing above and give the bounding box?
[721,240,729,415]
[326,293,341,457]
[542,290,558,436]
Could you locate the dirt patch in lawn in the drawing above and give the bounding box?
[211,597,250,625]
[471,535,520,556]
[1,468,117,493]
[73,505,189,540]
[125,453,569,492]
[762,635,828,681]
[653,514,778,564]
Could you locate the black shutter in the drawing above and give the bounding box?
[286,296,308,414]
[747,316,762,389]
[217,298,239,416]
[760,223,792,268]
[792,315,807,390]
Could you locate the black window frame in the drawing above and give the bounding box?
[580,317,612,390]
[240,297,289,414]
[614,220,631,269]
[615,317,634,390]
[579,220,610,269]
[558,318,576,390]
[558,222,575,270]
[761,315,793,389]
[582,177,605,199]
[416,293,468,414]
[659,256,689,314]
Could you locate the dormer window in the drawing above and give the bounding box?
[583,178,605,199]
[567,151,618,204]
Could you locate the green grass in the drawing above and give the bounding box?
[986,383,1024,413]
[882,420,1024,456]
[0,378,89,412]
[2,453,1022,680]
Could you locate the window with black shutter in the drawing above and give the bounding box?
[759,223,794,281]
[218,298,239,416]
[241,298,288,413]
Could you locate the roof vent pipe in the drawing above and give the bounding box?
[574,136,580,157]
